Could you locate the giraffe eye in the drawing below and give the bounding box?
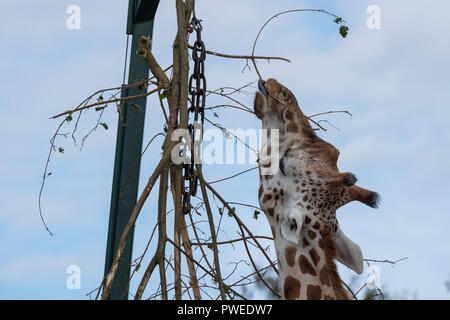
[289,218,297,231]
[281,90,288,99]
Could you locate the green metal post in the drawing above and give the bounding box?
[104,0,160,300]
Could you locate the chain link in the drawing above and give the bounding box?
[182,16,206,215]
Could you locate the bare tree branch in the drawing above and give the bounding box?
[101,138,177,300]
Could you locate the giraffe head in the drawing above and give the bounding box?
[254,78,380,299]
[254,78,315,139]
[254,78,301,118]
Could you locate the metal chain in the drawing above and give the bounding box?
[182,14,206,214]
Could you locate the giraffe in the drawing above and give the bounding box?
[254,78,379,300]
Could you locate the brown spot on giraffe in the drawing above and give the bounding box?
[286,122,298,133]
[285,246,297,267]
[262,194,272,203]
[312,221,321,230]
[307,230,317,240]
[283,276,301,300]
[304,215,311,225]
[309,248,320,266]
[302,236,310,249]
[285,109,294,121]
[306,285,322,300]
[318,238,324,249]
[298,255,316,276]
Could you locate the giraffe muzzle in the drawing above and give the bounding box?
[258,79,269,101]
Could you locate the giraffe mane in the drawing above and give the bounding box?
[320,226,349,300]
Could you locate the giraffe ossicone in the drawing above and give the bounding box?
[255,78,380,300]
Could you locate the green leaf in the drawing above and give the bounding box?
[194,209,202,216]
[122,123,128,127]
[58,147,64,153]
[218,208,223,215]
[339,25,349,38]
[224,285,230,295]
[253,210,260,220]
[207,243,213,250]
[65,114,73,122]
[98,95,104,101]
[131,103,142,111]
[334,17,343,24]
[135,264,141,271]
[119,193,126,200]
[100,123,108,130]
[227,207,236,217]
[160,88,172,100]
[47,172,52,176]
[213,112,219,118]
[95,106,106,111]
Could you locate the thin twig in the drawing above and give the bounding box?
[197,166,227,300]
[189,45,291,63]
[251,8,345,80]
[207,167,258,185]
[50,88,159,120]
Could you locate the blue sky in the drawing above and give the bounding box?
[1,0,450,299]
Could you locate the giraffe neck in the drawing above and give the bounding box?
[258,124,348,299]
[273,219,349,300]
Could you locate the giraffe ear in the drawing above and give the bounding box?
[280,209,304,245]
[334,228,364,274]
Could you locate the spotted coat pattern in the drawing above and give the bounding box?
[255,79,379,300]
